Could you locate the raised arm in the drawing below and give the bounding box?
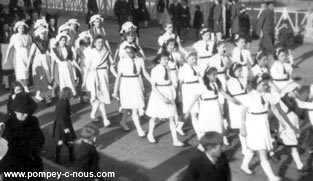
[27,43,37,70]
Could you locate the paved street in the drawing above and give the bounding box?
[1,14,313,181]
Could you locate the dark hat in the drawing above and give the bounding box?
[81,125,99,139]
[10,92,38,114]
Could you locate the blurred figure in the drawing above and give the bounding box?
[86,0,98,28]
[193,5,203,41]
[169,0,183,39]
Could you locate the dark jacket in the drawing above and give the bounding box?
[207,2,215,31]
[53,98,76,142]
[231,3,241,34]
[213,3,223,32]
[257,8,275,35]
[75,142,103,181]
[239,12,251,42]
[0,116,45,181]
[169,3,183,21]
[180,6,191,28]
[193,10,204,29]
[182,152,231,181]
[157,0,169,13]
[86,0,99,24]
[114,0,132,19]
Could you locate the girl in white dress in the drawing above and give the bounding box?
[51,33,80,96]
[158,23,186,54]
[83,35,117,127]
[274,83,305,171]
[251,51,269,77]
[226,63,249,154]
[231,36,254,83]
[270,47,293,91]
[240,73,291,181]
[89,14,111,53]
[184,66,241,146]
[27,27,52,104]
[146,51,184,147]
[112,45,151,137]
[192,28,215,74]
[4,21,32,92]
[162,38,185,135]
[75,31,92,103]
[178,51,202,137]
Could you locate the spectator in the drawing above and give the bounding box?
[169,0,183,38]
[6,81,24,117]
[231,0,241,40]
[182,131,231,181]
[33,0,42,16]
[193,5,204,41]
[53,87,76,164]
[0,92,45,181]
[213,0,223,41]
[180,0,191,42]
[114,0,133,32]
[225,0,232,39]
[75,125,102,181]
[46,13,58,39]
[257,1,275,54]
[138,0,150,28]
[157,0,170,31]
[238,5,251,48]
[86,0,98,28]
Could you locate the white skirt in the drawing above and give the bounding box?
[246,113,273,151]
[278,112,299,146]
[86,69,111,104]
[198,98,223,133]
[228,93,249,129]
[181,82,201,114]
[146,84,177,119]
[58,61,77,96]
[1,44,13,70]
[119,76,144,110]
[14,47,29,80]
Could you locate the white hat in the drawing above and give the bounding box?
[34,18,48,29]
[13,21,28,32]
[67,19,80,27]
[120,21,137,34]
[34,26,48,37]
[56,32,71,43]
[58,24,71,34]
[89,14,104,25]
[75,31,92,48]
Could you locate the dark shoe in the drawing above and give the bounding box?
[69,145,75,162]
[55,145,62,164]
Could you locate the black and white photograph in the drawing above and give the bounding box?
[1,0,313,180]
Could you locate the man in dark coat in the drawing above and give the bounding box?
[207,0,215,33]
[231,0,241,39]
[257,1,275,54]
[0,93,45,181]
[114,0,133,31]
[86,0,99,26]
[182,132,231,181]
[213,0,223,41]
[238,6,251,44]
[169,0,183,38]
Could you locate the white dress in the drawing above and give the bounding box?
[76,46,90,91]
[51,46,77,96]
[243,90,280,151]
[118,56,145,110]
[32,44,51,93]
[270,61,293,90]
[146,64,177,118]
[193,40,215,74]
[226,77,249,129]
[208,54,229,90]
[232,47,253,82]
[178,64,201,114]
[5,34,32,80]
[197,83,224,134]
[168,51,182,88]
[85,48,111,104]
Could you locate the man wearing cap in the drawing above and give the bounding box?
[0,93,45,181]
[182,131,231,181]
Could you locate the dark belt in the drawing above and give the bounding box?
[122,75,139,78]
[182,80,199,84]
[199,55,212,59]
[156,82,172,86]
[231,92,247,97]
[170,68,176,71]
[217,71,226,74]
[240,64,247,66]
[200,96,218,101]
[96,67,107,70]
[249,111,268,115]
[273,78,289,81]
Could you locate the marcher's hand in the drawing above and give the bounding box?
[112,92,119,100]
[240,126,247,137]
[183,113,190,120]
[64,128,70,134]
[292,126,300,135]
[163,98,171,104]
